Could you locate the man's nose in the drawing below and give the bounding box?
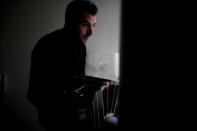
[88,26,93,35]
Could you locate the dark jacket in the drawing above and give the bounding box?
[27,29,86,129]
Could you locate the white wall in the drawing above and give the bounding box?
[86,0,121,81]
[0,0,121,130]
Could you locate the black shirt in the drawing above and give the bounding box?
[27,29,87,129]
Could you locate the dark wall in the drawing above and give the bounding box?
[119,0,191,130]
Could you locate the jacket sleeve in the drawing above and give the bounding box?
[27,39,66,107]
[27,39,84,107]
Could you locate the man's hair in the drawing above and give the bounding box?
[64,0,97,29]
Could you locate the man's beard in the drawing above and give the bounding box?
[80,34,90,43]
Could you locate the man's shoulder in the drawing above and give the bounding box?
[32,29,74,54]
[39,29,61,43]
[32,30,62,52]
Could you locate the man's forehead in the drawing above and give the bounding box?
[79,12,96,22]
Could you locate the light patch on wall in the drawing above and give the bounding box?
[85,52,120,82]
[0,73,4,105]
[0,74,3,94]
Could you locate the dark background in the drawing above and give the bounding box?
[119,0,194,130]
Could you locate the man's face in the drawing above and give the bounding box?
[76,12,96,44]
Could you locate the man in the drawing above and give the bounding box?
[27,0,97,129]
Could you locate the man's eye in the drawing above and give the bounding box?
[82,23,88,27]
[82,23,91,27]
